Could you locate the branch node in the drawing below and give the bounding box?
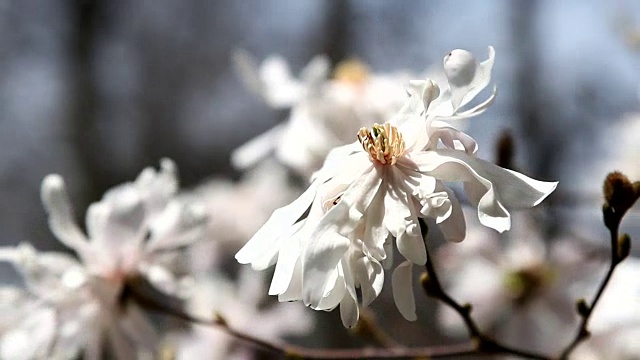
[575,298,590,318]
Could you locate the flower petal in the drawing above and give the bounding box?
[392,261,417,321]
[413,149,557,232]
[40,175,89,254]
[235,180,318,266]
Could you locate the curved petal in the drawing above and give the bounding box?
[413,149,557,232]
[235,180,318,266]
[435,185,466,243]
[302,230,349,308]
[353,252,384,306]
[268,222,304,295]
[384,171,426,265]
[40,175,89,254]
[339,259,360,328]
[392,261,417,321]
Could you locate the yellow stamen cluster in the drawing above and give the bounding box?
[357,123,405,165]
[333,59,370,85]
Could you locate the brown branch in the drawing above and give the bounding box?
[420,221,552,360]
[352,307,402,348]
[135,282,483,359]
[557,203,631,359]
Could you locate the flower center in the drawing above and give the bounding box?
[503,264,555,306]
[333,59,370,85]
[357,123,405,165]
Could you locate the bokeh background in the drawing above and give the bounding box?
[1,0,640,355]
[1,0,639,249]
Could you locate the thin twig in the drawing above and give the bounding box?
[557,204,626,359]
[137,284,481,359]
[420,220,552,360]
[353,307,402,348]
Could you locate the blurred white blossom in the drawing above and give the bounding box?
[183,161,301,272]
[436,209,602,354]
[231,51,414,177]
[169,268,313,360]
[236,47,558,327]
[0,159,208,359]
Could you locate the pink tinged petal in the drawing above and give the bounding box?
[414,149,557,232]
[40,175,89,254]
[235,180,318,267]
[339,259,360,328]
[392,261,417,321]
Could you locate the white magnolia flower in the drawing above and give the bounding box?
[231,51,414,177]
[183,161,301,272]
[169,268,313,360]
[236,47,558,327]
[0,159,208,359]
[436,210,602,354]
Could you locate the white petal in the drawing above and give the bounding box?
[302,230,350,308]
[300,55,330,85]
[235,181,318,266]
[230,124,284,169]
[339,260,360,328]
[427,121,478,154]
[392,261,417,321]
[268,222,304,295]
[278,256,303,302]
[435,186,466,243]
[360,185,389,259]
[353,254,384,306]
[40,175,89,253]
[384,173,426,265]
[413,149,557,232]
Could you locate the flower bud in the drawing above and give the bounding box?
[616,233,632,263]
[603,171,639,214]
[420,272,441,298]
[444,49,477,87]
[576,298,590,317]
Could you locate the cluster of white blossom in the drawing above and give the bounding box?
[236,47,559,327]
[1,45,639,360]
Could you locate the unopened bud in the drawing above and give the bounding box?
[444,49,477,87]
[495,130,516,170]
[603,171,639,215]
[576,298,590,317]
[420,272,441,298]
[214,311,228,327]
[617,233,632,263]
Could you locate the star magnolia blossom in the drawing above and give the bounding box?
[236,47,558,327]
[0,159,208,358]
[231,50,413,177]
